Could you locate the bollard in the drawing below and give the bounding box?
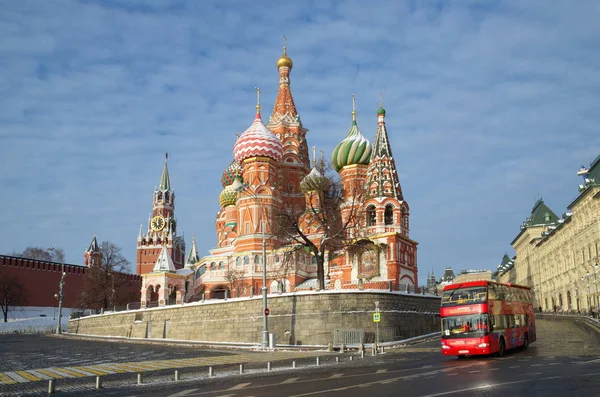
[292,361,296,369]
[96,376,102,389]
[361,350,365,359]
[209,366,214,377]
[48,379,55,394]
[316,357,320,366]
[174,370,180,381]
[137,373,143,385]
[240,364,244,374]
[336,356,340,363]
[372,346,377,356]
[381,346,385,353]
[328,342,333,352]
[350,355,353,361]
[340,344,345,353]
[267,362,271,371]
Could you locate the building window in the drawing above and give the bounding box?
[384,205,393,225]
[366,205,376,226]
[254,255,260,264]
[274,254,280,263]
[236,257,242,266]
[244,255,249,265]
[165,192,170,202]
[218,261,224,269]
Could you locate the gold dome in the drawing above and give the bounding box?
[277,46,293,70]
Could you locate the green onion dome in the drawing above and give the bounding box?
[221,160,241,188]
[331,116,372,172]
[300,166,328,193]
[218,175,243,208]
[377,105,386,116]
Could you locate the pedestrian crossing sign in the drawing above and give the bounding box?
[373,312,381,322]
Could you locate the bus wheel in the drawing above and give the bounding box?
[497,338,505,357]
[523,334,529,349]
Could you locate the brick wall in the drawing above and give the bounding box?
[68,291,441,346]
[0,255,142,308]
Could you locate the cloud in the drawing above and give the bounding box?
[1,0,599,285]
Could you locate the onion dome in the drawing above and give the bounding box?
[331,95,372,172]
[300,166,327,193]
[377,105,386,116]
[218,175,242,207]
[277,46,293,70]
[233,88,283,164]
[221,160,241,188]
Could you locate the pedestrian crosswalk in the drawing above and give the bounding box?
[0,351,321,385]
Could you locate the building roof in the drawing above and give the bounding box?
[153,246,176,272]
[331,95,372,172]
[159,153,171,191]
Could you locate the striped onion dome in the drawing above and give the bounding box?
[300,166,327,193]
[218,175,243,208]
[233,112,283,164]
[331,110,372,172]
[221,160,241,188]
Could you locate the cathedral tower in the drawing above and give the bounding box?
[267,42,310,212]
[233,89,283,252]
[136,154,186,274]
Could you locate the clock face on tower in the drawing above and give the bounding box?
[151,215,165,231]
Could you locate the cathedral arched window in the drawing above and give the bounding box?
[366,205,376,226]
[157,192,163,201]
[254,255,260,264]
[236,257,242,266]
[384,205,394,225]
[244,255,249,265]
[274,254,280,263]
[218,261,224,269]
[402,207,409,230]
[165,192,170,202]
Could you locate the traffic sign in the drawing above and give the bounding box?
[373,312,381,322]
[264,308,270,316]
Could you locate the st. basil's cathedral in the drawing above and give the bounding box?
[135,46,419,306]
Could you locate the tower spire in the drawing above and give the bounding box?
[159,152,171,191]
[352,94,357,124]
[367,106,402,199]
[312,146,316,168]
[255,87,261,119]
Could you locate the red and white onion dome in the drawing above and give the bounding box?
[233,109,283,164]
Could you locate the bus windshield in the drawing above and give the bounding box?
[441,286,487,307]
[441,314,489,339]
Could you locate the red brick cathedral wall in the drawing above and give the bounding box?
[0,255,141,308]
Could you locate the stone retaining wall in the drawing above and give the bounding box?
[68,291,441,346]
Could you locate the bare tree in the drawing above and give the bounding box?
[0,269,29,322]
[224,267,246,298]
[13,246,65,263]
[79,241,132,310]
[275,164,366,290]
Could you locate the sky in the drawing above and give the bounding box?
[1,0,599,285]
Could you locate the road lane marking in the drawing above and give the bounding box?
[489,368,500,371]
[281,377,300,384]
[548,363,561,366]
[14,371,41,382]
[509,365,520,368]
[530,364,544,367]
[228,383,251,390]
[166,389,199,397]
[467,370,480,373]
[35,369,64,379]
[329,373,344,378]
[52,367,86,378]
[376,369,387,374]
[28,370,52,380]
[72,366,110,375]
[5,372,30,383]
[419,376,561,396]
[0,372,18,385]
[576,357,600,364]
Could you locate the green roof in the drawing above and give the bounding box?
[524,199,559,227]
[159,153,171,191]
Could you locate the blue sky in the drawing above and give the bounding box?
[1,0,599,285]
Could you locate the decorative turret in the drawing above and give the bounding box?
[233,88,283,164]
[300,147,327,193]
[153,246,176,272]
[219,174,243,208]
[186,233,201,266]
[332,95,372,172]
[271,37,298,124]
[221,160,242,188]
[83,234,102,267]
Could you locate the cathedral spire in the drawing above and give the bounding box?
[367,104,403,200]
[271,39,298,124]
[186,233,201,266]
[159,152,171,191]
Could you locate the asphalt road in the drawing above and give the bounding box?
[1,316,600,397]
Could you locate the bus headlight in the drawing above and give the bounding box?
[441,344,450,349]
[478,343,489,348]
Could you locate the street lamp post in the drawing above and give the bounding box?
[48,247,65,334]
[237,183,269,348]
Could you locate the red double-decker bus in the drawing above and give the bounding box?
[440,280,536,357]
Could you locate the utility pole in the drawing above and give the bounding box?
[49,247,65,334]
